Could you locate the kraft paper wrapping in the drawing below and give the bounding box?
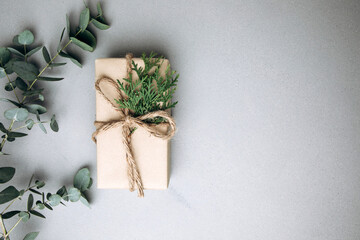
[95,58,171,189]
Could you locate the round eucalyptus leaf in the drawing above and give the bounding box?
[13,35,21,45]
[19,211,30,222]
[73,168,91,191]
[24,104,47,115]
[18,30,35,45]
[0,47,11,65]
[36,201,45,210]
[0,167,15,184]
[25,119,34,130]
[12,61,39,81]
[0,67,6,79]
[67,187,81,202]
[4,108,29,122]
[49,194,61,206]
[35,180,45,189]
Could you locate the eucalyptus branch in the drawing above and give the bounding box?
[0,3,110,155]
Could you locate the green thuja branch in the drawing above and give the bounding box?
[115,52,179,124]
[0,167,92,240]
[0,2,110,155]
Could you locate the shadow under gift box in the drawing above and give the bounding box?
[95,58,171,189]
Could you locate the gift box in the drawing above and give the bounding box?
[94,55,174,195]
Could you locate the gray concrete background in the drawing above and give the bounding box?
[0,0,359,239]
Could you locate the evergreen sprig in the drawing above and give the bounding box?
[115,52,179,124]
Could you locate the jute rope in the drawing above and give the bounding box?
[92,53,176,197]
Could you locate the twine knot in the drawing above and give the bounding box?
[92,53,176,197]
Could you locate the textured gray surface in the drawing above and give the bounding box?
[0,0,360,239]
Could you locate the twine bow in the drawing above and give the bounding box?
[92,53,176,197]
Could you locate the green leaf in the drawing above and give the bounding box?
[24,104,47,115]
[38,122,47,134]
[19,211,30,222]
[2,210,20,219]
[19,189,25,196]
[70,29,96,52]
[0,167,15,184]
[59,51,82,68]
[36,201,45,210]
[0,123,7,133]
[3,58,16,74]
[88,178,93,189]
[0,67,6,79]
[7,47,25,57]
[49,194,61,206]
[25,119,34,130]
[0,98,22,107]
[79,8,90,32]
[91,18,110,30]
[27,194,33,211]
[73,168,91,192]
[23,232,39,240]
[29,210,45,218]
[4,81,16,91]
[0,48,11,65]
[38,94,44,101]
[80,193,90,208]
[49,62,66,67]
[22,89,44,97]
[18,30,34,45]
[12,61,39,81]
[56,186,68,201]
[29,188,41,195]
[4,108,29,122]
[58,28,66,52]
[6,137,15,142]
[26,46,42,58]
[66,14,71,36]
[50,114,59,132]
[13,35,21,45]
[0,186,20,204]
[15,77,28,91]
[7,131,27,138]
[42,47,51,63]
[97,2,103,16]
[35,180,45,189]
[38,76,64,81]
[67,187,81,202]
[43,202,53,210]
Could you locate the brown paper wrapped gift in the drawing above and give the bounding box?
[93,54,175,196]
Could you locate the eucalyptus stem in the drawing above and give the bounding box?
[0,215,7,239]
[5,218,20,237]
[2,67,20,103]
[0,119,15,152]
